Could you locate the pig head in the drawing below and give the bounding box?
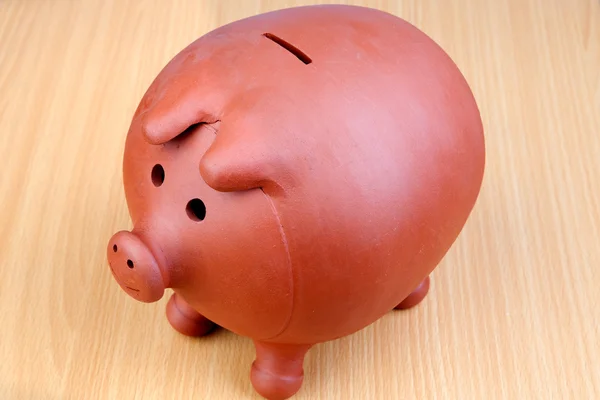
[106,112,293,340]
[107,4,485,345]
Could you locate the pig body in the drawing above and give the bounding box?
[107,5,485,399]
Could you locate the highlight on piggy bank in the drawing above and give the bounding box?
[106,5,485,400]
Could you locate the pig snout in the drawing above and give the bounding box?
[107,231,166,303]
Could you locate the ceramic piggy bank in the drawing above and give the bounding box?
[107,4,485,399]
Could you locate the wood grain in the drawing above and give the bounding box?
[1,0,599,399]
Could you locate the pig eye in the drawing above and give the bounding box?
[151,164,165,187]
[186,199,206,221]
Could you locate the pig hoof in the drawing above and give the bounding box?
[251,364,303,400]
[395,276,430,310]
[250,342,312,400]
[166,293,215,337]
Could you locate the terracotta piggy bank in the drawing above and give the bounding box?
[107,4,485,400]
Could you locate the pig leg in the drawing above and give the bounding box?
[166,292,215,337]
[394,275,430,310]
[250,341,312,400]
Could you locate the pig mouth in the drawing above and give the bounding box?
[109,263,141,292]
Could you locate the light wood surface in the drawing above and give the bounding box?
[1,0,599,399]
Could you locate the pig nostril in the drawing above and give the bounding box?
[186,199,206,221]
[127,259,134,269]
[151,164,165,187]
[113,244,118,252]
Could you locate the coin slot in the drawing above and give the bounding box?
[263,33,312,65]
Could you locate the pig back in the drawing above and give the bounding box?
[243,6,487,343]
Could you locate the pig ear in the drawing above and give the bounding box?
[199,129,289,194]
[141,105,219,145]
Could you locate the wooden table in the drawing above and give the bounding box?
[1,1,598,399]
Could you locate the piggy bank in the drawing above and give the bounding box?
[107,4,485,400]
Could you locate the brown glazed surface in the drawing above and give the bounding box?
[107,4,484,399]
